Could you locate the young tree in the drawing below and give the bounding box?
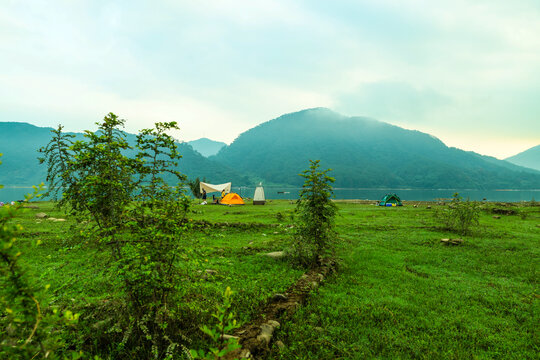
[38,125,75,201]
[40,115,194,358]
[290,160,338,268]
[116,122,192,357]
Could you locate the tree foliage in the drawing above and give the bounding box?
[188,177,203,199]
[290,159,338,267]
[0,155,81,359]
[39,114,194,359]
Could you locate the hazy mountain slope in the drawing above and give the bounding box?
[505,145,540,171]
[213,108,540,189]
[0,122,252,186]
[187,138,227,157]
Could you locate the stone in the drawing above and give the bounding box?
[441,238,463,245]
[426,206,431,209]
[46,217,57,221]
[222,334,239,341]
[35,212,48,219]
[54,218,66,222]
[273,293,288,302]
[265,251,285,259]
[275,340,285,350]
[493,215,501,219]
[257,324,275,346]
[267,320,280,328]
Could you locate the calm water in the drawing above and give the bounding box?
[1,186,538,204]
[233,187,539,202]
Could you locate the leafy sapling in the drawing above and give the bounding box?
[191,287,241,360]
[290,159,338,268]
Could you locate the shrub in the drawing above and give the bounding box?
[190,287,240,360]
[435,193,480,235]
[289,160,337,268]
[39,116,194,358]
[0,155,81,359]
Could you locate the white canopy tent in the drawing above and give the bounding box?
[200,182,232,194]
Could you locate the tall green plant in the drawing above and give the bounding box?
[290,160,338,268]
[114,122,192,358]
[40,116,194,359]
[38,125,75,201]
[0,155,81,359]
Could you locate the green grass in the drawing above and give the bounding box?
[274,203,539,359]
[7,200,540,359]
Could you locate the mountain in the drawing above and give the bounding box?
[187,138,227,157]
[505,145,540,171]
[212,108,540,189]
[0,122,252,187]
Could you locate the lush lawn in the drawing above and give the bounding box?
[274,202,539,359]
[8,200,540,358]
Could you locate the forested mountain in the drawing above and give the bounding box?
[187,138,226,157]
[505,145,540,171]
[213,108,540,189]
[0,122,252,186]
[2,112,538,190]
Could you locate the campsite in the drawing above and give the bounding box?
[3,196,538,359]
[2,1,540,358]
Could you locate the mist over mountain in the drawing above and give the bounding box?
[0,122,251,187]
[505,145,540,171]
[213,108,540,189]
[187,138,227,157]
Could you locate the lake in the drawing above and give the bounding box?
[3,186,537,203]
[233,187,540,202]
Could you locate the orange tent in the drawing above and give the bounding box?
[221,192,245,205]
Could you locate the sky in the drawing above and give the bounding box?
[1,0,539,159]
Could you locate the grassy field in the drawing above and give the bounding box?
[8,199,540,359]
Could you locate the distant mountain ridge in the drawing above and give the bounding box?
[505,145,540,171]
[0,122,252,187]
[187,138,227,157]
[212,108,540,189]
[2,111,539,191]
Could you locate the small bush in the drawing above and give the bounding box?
[289,160,337,268]
[434,193,480,235]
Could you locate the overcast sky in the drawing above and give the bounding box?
[1,0,539,158]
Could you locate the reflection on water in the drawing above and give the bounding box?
[1,186,538,203]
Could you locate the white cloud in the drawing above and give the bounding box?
[0,0,539,158]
